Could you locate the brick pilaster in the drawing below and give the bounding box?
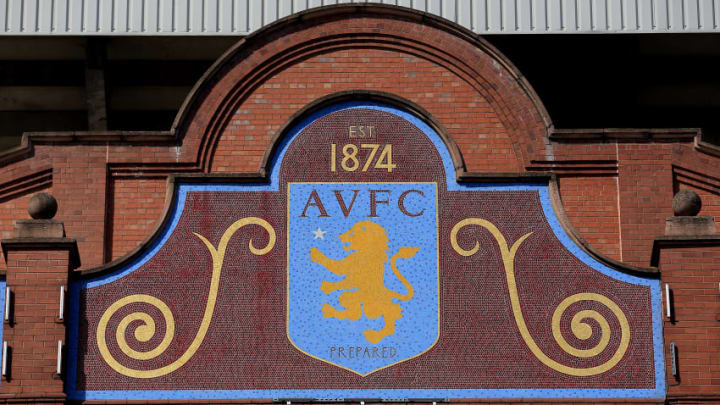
[652,235,720,404]
[0,219,78,403]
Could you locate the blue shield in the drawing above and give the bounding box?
[287,182,439,376]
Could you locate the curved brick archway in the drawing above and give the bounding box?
[172,4,552,175]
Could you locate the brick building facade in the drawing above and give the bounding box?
[0,4,718,404]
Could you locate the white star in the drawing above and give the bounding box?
[312,227,327,240]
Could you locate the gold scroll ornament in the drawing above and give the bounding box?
[450,218,630,377]
[96,217,276,378]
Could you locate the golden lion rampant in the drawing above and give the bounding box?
[310,219,418,344]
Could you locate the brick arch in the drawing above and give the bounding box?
[173,4,552,174]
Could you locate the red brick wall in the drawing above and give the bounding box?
[52,149,109,269]
[558,176,622,261]
[108,177,166,260]
[673,161,720,226]
[0,186,51,252]
[0,143,182,270]
[658,245,720,399]
[682,183,720,224]
[616,144,675,267]
[0,191,48,241]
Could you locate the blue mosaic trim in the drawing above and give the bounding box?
[67,101,666,400]
[75,387,663,401]
[0,279,5,389]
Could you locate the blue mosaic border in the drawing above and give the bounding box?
[0,278,5,389]
[66,102,666,400]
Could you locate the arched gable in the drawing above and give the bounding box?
[171,4,552,175]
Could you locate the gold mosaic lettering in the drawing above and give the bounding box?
[348,125,375,138]
[329,144,395,173]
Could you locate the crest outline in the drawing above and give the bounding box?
[286,181,440,377]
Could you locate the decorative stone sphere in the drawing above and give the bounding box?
[672,189,702,217]
[28,192,58,219]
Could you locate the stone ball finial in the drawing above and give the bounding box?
[673,189,702,216]
[28,192,58,220]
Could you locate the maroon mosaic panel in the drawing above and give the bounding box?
[75,108,656,391]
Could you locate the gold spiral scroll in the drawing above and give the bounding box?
[97,217,276,378]
[450,218,630,377]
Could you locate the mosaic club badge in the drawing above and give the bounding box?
[75,103,663,401]
[287,183,439,375]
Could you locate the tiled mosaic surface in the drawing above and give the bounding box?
[0,278,5,390]
[68,103,664,400]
